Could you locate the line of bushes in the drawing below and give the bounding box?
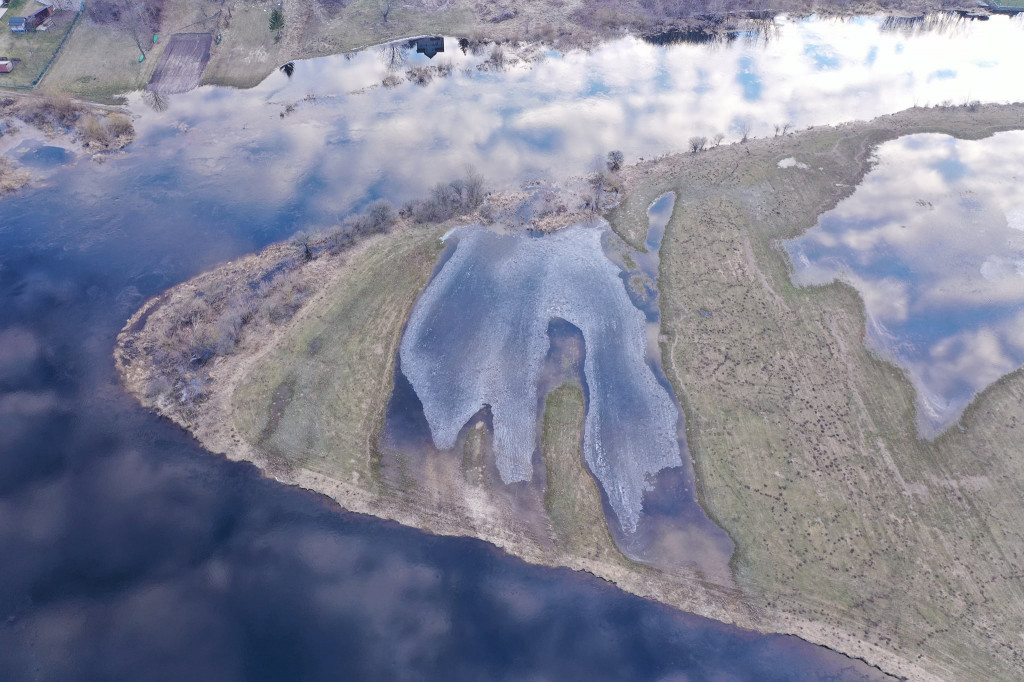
[138,172,488,415]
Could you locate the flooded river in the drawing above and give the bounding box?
[786,131,1024,435]
[4,11,1022,678]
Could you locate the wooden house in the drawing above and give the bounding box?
[27,5,54,30]
[414,36,444,59]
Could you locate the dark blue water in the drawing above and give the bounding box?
[0,162,890,680]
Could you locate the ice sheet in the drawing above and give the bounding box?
[399,222,681,532]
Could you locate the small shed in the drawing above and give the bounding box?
[27,5,53,29]
[8,16,26,33]
[0,58,14,73]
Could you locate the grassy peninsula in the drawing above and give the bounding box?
[116,102,1024,681]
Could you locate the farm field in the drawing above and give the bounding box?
[0,3,76,88]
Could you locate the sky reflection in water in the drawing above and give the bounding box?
[2,14,1022,678]
[785,131,1024,434]
[114,14,1024,226]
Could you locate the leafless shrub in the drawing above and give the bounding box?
[367,199,397,232]
[80,115,111,146]
[413,169,486,224]
[290,230,314,261]
[735,120,752,143]
[712,133,725,147]
[478,44,507,71]
[381,74,402,88]
[0,157,31,195]
[17,96,81,130]
[106,113,134,138]
[688,136,707,153]
[407,66,434,86]
[607,150,624,172]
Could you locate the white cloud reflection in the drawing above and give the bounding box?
[110,15,1024,222]
[786,131,1024,436]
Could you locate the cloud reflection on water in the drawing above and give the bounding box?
[116,15,1024,228]
[785,131,1024,435]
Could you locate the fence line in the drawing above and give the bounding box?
[1,7,84,91]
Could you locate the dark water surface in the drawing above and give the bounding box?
[0,178,890,680]
[7,13,1016,678]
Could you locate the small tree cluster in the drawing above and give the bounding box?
[688,135,708,153]
[412,170,487,224]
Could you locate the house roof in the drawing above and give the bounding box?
[9,16,26,23]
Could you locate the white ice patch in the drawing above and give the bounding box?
[399,222,682,533]
[778,157,809,169]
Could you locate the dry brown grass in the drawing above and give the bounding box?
[542,382,631,565]
[0,157,31,194]
[613,102,1024,681]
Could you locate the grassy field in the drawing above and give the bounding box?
[541,382,630,565]
[232,227,445,486]
[37,0,226,101]
[0,3,76,88]
[613,104,1024,680]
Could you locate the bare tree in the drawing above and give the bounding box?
[781,122,792,136]
[712,133,725,148]
[606,150,624,172]
[121,0,154,59]
[588,158,607,214]
[290,230,313,261]
[141,89,168,112]
[378,42,407,72]
[379,0,394,24]
[735,120,752,143]
[688,136,707,153]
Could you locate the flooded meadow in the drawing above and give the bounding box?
[3,10,1024,680]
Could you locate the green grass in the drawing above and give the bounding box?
[988,0,1024,7]
[37,18,153,101]
[541,382,631,565]
[621,103,1024,681]
[233,227,445,487]
[0,6,76,88]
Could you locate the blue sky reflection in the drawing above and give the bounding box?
[785,131,1024,435]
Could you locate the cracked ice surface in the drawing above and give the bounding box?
[399,222,682,533]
